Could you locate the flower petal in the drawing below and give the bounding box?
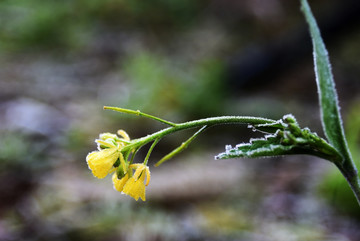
[132,164,145,181]
[123,174,146,201]
[99,132,118,141]
[112,173,129,192]
[117,129,130,141]
[144,167,151,186]
[86,147,119,179]
[96,139,117,150]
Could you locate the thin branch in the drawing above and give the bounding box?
[104,106,177,127]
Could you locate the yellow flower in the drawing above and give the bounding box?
[122,164,151,201]
[86,130,131,179]
[86,146,119,179]
[112,173,129,192]
[87,129,153,201]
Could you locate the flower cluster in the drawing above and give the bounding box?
[86,130,150,201]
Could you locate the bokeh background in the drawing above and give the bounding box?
[1,0,360,240]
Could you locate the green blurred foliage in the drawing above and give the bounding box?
[180,59,226,117]
[0,132,29,164]
[0,0,84,51]
[0,0,206,52]
[63,127,91,156]
[0,131,48,172]
[122,52,180,114]
[122,51,226,118]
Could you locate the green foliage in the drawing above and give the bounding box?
[116,0,202,27]
[216,0,355,169]
[0,0,84,51]
[300,0,360,205]
[0,131,48,172]
[300,0,352,162]
[216,0,353,167]
[215,0,360,205]
[0,0,205,52]
[180,59,226,117]
[216,0,352,163]
[0,132,29,163]
[122,52,182,114]
[216,115,341,161]
[123,52,226,117]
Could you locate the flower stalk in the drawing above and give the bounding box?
[86,107,277,201]
[105,106,277,157]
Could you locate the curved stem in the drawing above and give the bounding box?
[144,138,160,165]
[122,115,276,153]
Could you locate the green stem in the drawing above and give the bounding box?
[155,125,208,166]
[335,162,360,206]
[104,106,177,126]
[122,115,276,153]
[144,138,160,165]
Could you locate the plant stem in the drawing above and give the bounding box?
[104,106,177,126]
[144,138,160,165]
[155,125,208,166]
[336,162,360,206]
[122,115,276,153]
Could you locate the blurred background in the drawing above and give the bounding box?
[1,0,360,240]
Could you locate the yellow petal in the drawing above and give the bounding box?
[99,132,118,141]
[123,174,146,201]
[119,153,127,175]
[144,167,151,186]
[132,164,146,180]
[86,147,119,179]
[96,139,116,149]
[112,173,129,192]
[129,163,143,169]
[129,164,150,185]
[117,129,130,141]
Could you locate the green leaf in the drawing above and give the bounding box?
[216,115,342,161]
[216,134,293,159]
[301,0,360,206]
[300,0,351,161]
